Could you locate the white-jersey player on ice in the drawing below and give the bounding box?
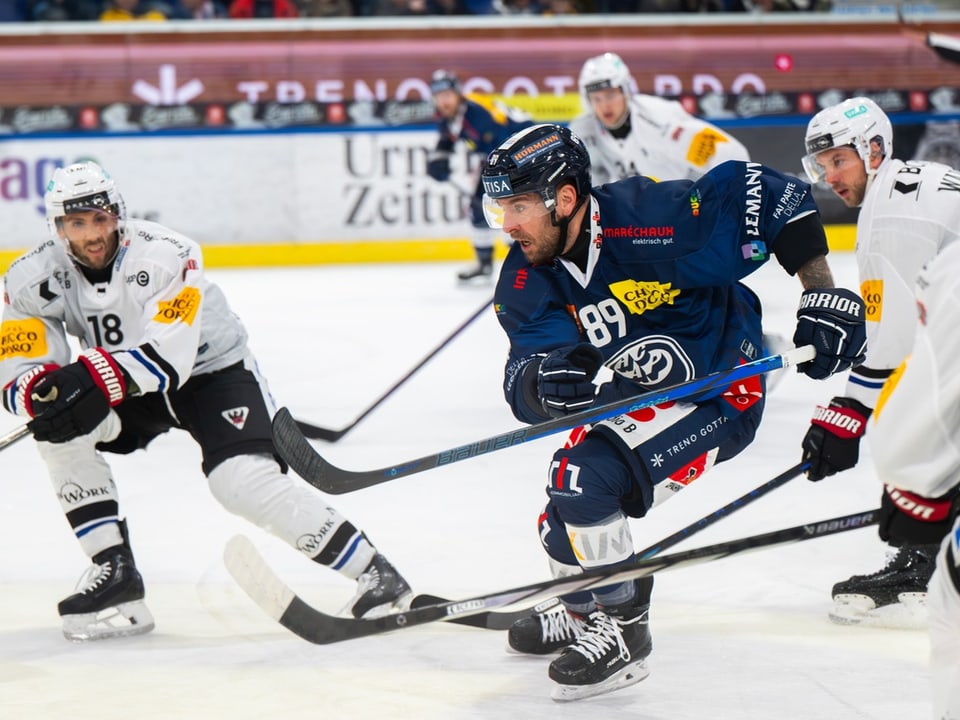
[567,52,750,186]
[799,97,960,627]
[0,162,413,641]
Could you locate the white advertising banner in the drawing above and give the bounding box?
[0,130,476,250]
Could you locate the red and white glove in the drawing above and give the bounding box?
[880,485,959,546]
[2,363,61,417]
[801,396,871,481]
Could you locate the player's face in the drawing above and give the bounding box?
[588,87,629,129]
[498,193,564,264]
[433,89,461,119]
[59,210,120,269]
[812,147,868,207]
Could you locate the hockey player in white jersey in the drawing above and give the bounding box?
[867,244,960,719]
[799,97,960,627]
[0,162,412,641]
[568,52,750,185]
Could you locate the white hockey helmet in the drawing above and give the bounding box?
[578,52,634,110]
[801,97,893,185]
[44,161,126,239]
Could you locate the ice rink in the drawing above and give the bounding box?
[0,252,932,719]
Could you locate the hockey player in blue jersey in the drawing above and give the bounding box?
[482,124,867,702]
[426,69,533,282]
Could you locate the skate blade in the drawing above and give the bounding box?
[341,589,415,620]
[829,592,928,630]
[61,600,156,642]
[550,659,650,702]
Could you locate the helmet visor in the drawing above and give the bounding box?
[482,192,553,230]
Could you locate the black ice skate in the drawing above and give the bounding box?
[507,601,588,655]
[344,554,413,619]
[456,259,493,282]
[830,543,939,628]
[548,603,652,702]
[58,544,155,642]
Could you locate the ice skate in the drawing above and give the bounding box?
[548,603,652,702]
[507,601,588,655]
[58,544,154,642]
[343,554,413,619]
[830,543,938,628]
[456,259,493,283]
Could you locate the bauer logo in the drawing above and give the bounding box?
[482,175,512,197]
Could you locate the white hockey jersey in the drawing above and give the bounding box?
[567,93,750,185]
[870,240,960,499]
[844,159,960,411]
[1,219,249,417]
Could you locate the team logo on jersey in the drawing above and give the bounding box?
[686,128,725,167]
[222,406,249,430]
[0,318,47,360]
[154,286,201,326]
[609,278,680,315]
[861,279,883,322]
[606,335,695,387]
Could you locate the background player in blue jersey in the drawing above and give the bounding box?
[426,69,533,283]
[481,124,866,702]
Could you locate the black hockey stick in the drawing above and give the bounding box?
[224,506,879,645]
[0,424,29,452]
[273,344,816,495]
[292,295,493,442]
[404,460,809,630]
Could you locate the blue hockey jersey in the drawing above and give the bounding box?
[495,160,825,425]
[435,93,532,157]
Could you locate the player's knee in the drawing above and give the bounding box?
[546,439,634,526]
[207,453,283,518]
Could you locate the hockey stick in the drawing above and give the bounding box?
[224,506,879,645]
[0,424,30,452]
[273,344,816,495]
[292,295,493,442]
[409,460,809,630]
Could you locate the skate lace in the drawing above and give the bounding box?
[569,611,631,664]
[74,561,112,595]
[539,607,586,643]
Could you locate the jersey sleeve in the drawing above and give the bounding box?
[870,242,960,499]
[110,233,206,395]
[494,246,582,424]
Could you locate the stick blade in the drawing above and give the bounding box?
[294,419,348,443]
[272,407,338,492]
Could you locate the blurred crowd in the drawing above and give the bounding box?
[0,0,831,21]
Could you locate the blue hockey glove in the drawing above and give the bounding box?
[27,349,127,443]
[793,288,867,380]
[801,396,870,481]
[537,344,604,419]
[426,152,451,182]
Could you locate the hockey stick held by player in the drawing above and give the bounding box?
[0,162,413,642]
[482,123,865,701]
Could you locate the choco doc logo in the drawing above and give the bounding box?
[153,287,201,326]
[609,279,680,316]
[861,278,882,322]
[0,318,47,359]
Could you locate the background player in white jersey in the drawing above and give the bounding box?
[799,97,960,627]
[567,52,750,185]
[0,162,412,641]
[867,244,960,719]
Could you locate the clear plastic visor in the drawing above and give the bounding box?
[802,145,862,185]
[482,192,553,230]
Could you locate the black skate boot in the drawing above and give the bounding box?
[548,602,652,702]
[830,542,939,628]
[507,601,588,655]
[345,554,413,619]
[58,542,154,642]
[456,259,493,282]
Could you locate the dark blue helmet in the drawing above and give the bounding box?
[481,124,592,210]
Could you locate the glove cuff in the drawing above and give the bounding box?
[880,485,959,545]
[78,348,127,407]
[810,397,869,439]
[3,363,61,418]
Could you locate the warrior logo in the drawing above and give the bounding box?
[606,335,695,387]
[222,406,249,430]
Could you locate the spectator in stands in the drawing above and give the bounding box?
[169,0,228,17]
[28,0,103,19]
[1,1,27,20]
[300,0,352,14]
[100,0,170,19]
[229,0,299,15]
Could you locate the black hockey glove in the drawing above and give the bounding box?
[879,485,960,546]
[426,152,451,182]
[28,348,128,444]
[801,396,870,481]
[537,344,603,419]
[793,288,867,380]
